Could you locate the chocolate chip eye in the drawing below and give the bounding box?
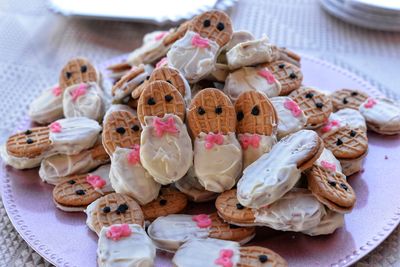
[278,64,285,69]
[215,106,223,114]
[217,22,225,31]
[328,181,336,187]
[340,183,348,191]
[147,97,156,105]
[103,206,111,213]
[131,125,140,132]
[146,76,150,80]
[259,255,268,263]
[75,189,85,195]
[80,65,87,73]
[315,102,323,109]
[68,180,76,185]
[236,203,244,210]
[236,111,244,121]
[165,94,173,102]
[289,73,297,79]
[251,106,260,116]
[26,138,34,144]
[116,127,126,134]
[336,138,343,146]
[305,93,314,99]
[24,129,32,135]
[159,199,167,206]
[343,97,348,104]
[197,107,206,115]
[166,80,172,84]
[351,91,358,96]
[116,203,129,214]
[203,19,211,27]
[350,130,356,137]
[66,72,72,79]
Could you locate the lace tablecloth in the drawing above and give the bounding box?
[0,0,399,266]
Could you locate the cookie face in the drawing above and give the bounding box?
[215,189,255,225]
[59,58,98,90]
[188,10,233,47]
[263,60,303,96]
[331,89,369,111]
[187,88,236,137]
[6,127,51,158]
[239,246,288,267]
[102,111,142,155]
[289,87,333,127]
[141,188,188,221]
[148,67,187,97]
[137,81,185,125]
[234,91,278,135]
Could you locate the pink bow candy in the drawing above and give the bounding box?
[153,117,178,137]
[215,249,234,267]
[156,57,168,69]
[192,214,212,228]
[127,144,140,165]
[258,69,276,84]
[321,120,340,133]
[283,99,302,117]
[239,134,261,150]
[321,160,336,172]
[191,33,210,48]
[86,174,106,190]
[106,224,132,241]
[155,31,168,41]
[364,98,377,108]
[52,86,62,97]
[70,83,88,102]
[49,122,62,133]
[205,133,224,149]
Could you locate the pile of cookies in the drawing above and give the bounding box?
[2,9,400,267]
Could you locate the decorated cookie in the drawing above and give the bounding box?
[223,66,282,101]
[147,213,255,252]
[97,224,156,267]
[6,117,101,159]
[103,104,136,123]
[263,60,303,96]
[302,209,344,236]
[188,88,242,192]
[102,111,142,156]
[85,193,144,235]
[359,97,400,135]
[163,20,192,46]
[331,89,369,111]
[289,87,332,128]
[59,57,100,91]
[0,144,42,170]
[28,84,64,124]
[274,47,302,67]
[173,238,288,267]
[53,164,113,212]
[270,96,307,139]
[63,82,105,121]
[141,187,188,222]
[235,91,278,168]
[237,130,323,208]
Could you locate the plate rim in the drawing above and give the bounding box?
[1,54,399,267]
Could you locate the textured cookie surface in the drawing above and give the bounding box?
[148,67,187,97]
[208,213,255,243]
[331,89,369,111]
[59,57,98,90]
[6,127,51,158]
[215,189,255,225]
[239,246,288,267]
[263,60,303,96]
[111,65,145,97]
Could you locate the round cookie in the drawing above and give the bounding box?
[263,60,303,96]
[6,127,51,158]
[102,111,142,156]
[137,81,185,125]
[239,246,288,267]
[59,57,99,90]
[289,87,333,128]
[331,89,369,111]
[234,91,278,135]
[188,10,233,47]
[187,88,236,137]
[148,67,187,97]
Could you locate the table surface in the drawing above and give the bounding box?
[0,0,399,266]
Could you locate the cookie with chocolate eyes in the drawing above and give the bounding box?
[85,193,144,235]
[102,111,142,156]
[59,57,100,91]
[234,91,278,136]
[289,87,333,128]
[187,88,236,137]
[331,89,369,111]
[137,81,186,125]
[189,10,233,47]
[263,60,303,96]
[6,127,51,158]
[148,67,190,100]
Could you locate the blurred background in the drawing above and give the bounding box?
[0,0,399,266]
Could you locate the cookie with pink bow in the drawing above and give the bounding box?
[167,10,233,83]
[147,212,255,252]
[137,81,192,185]
[172,238,288,267]
[234,91,278,169]
[187,88,242,193]
[59,57,101,91]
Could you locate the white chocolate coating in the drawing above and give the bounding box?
[113,65,153,101]
[339,152,367,176]
[0,144,43,169]
[194,132,242,193]
[302,208,344,236]
[335,108,367,131]
[315,148,342,173]
[239,134,276,169]
[28,84,64,124]
[225,31,255,52]
[90,164,114,194]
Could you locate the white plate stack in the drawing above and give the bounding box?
[320,0,400,31]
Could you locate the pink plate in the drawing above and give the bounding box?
[1,55,400,267]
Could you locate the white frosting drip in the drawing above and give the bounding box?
[147,214,210,252]
[194,132,242,193]
[113,66,152,101]
[302,208,344,236]
[0,144,43,169]
[140,114,192,185]
[254,188,325,231]
[224,67,281,101]
[271,97,307,139]
[315,148,342,173]
[226,36,274,70]
[109,147,160,205]
[239,134,276,169]
[63,82,105,121]
[172,238,240,267]
[97,224,156,267]
[28,84,64,124]
[167,31,219,83]
[49,117,102,155]
[237,130,320,208]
